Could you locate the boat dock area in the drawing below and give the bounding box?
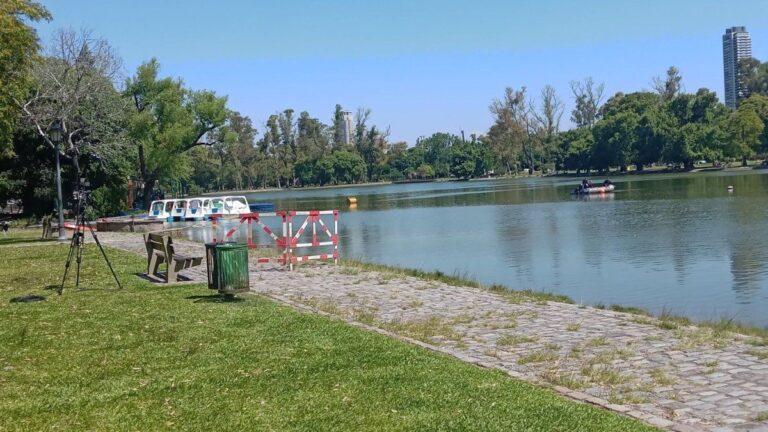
[94,231,768,432]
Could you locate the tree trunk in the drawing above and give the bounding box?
[138,144,151,209]
[742,156,748,167]
[142,178,155,210]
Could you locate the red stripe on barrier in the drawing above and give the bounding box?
[257,258,271,263]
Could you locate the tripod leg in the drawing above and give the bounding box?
[75,228,85,288]
[86,223,122,289]
[58,228,78,294]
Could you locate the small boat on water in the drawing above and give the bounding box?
[572,184,615,194]
[570,180,615,195]
[170,199,189,221]
[148,199,175,221]
[146,196,256,221]
[185,198,205,220]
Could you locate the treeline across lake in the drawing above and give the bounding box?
[2,2,768,217]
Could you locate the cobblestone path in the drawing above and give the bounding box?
[98,232,768,432]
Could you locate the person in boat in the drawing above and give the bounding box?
[603,179,612,187]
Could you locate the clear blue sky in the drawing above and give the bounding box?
[35,0,768,144]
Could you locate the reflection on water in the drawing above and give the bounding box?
[173,170,768,327]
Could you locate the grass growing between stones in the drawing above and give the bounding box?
[380,316,463,344]
[0,243,659,431]
[518,349,560,365]
[497,334,538,347]
[341,258,768,342]
[340,259,573,304]
[540,368,589,390]
[649,369,676,386]
[745,349,768,360]
[566,323,581,332]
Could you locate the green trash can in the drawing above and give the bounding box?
[214,243,250,294]
[205,243,218,290]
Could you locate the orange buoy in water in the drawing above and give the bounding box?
[347,196,357,205]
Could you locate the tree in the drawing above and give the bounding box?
[726,106,764,165]
[488,87,534,174]
[277,108,296,185]
[261,114,282,187]
[0,0,51,154]
[228,112,258,189]
[0,129,55,216]
[737,94,768,153]
[635,107,672,171]
[652,66,683,102]
[125,59,229,208]
[294,111,329,185]
[414,133,458,178]
[592,111,639,172]
[570,77,605,128]
[556,128,593,173]
[738,58,768,99]
[532,85,564,171]
[663,123,721,170]
[331,104,345,149]
[415,163,434,179]
[18,29,125,179]
[449,139,490,179]
[208,111,257,190]
[595,91,662,171]
[330,150,366,184]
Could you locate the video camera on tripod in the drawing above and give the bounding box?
[71,179,92,214]
[59,178,122,294]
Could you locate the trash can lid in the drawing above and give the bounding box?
[215,242,247,250]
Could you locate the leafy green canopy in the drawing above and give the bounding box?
[125,59,229,207]
[0,0,50,155]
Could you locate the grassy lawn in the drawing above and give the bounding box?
[0,238,657,431]
[0,228,55,247]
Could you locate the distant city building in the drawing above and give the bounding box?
[722,26,752,109]
[341,111,354,145]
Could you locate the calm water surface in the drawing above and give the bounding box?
[178,170,768,327]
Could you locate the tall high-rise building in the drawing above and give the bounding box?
[341,111,354,145]
[722,26,752,109]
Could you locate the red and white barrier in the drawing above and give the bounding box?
[284,210,339,270]
[209,210,339,269]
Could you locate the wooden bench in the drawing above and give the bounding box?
[143,233,203,283]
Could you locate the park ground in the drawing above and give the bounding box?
[0,230,657,431]
[3,229,768,431]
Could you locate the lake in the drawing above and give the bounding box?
[176,170,768,328]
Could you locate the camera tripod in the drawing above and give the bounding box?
[59,188,122,294]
